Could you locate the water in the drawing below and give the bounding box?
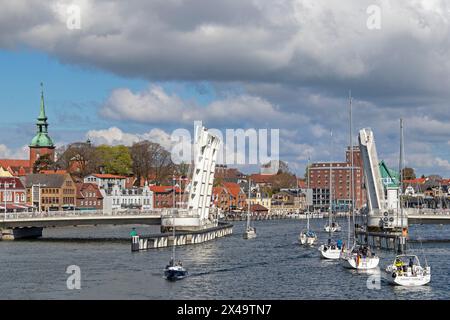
[0,219,449,299]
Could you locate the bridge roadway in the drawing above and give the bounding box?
[0,210,161,229]
[1,209,449,229]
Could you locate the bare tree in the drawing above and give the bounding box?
[56,141,99,177]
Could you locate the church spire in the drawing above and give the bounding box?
[37,82,48,124]
[30,82,54,148]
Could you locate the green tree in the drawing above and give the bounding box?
[96,145,132,175]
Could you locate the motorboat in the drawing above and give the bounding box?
[384,254,431,286]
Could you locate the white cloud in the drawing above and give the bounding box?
[0,144,28,159]
[85,127,173,150]
[100,85,306,127]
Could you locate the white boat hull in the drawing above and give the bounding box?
[324,225,341,233]
[243,229,256,239]
[340,253,379,270]
[319,245,341,259]
[299,234,317,245]
[385,266,431,286]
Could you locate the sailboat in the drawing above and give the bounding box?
[243,179,256,239]
[319,132,343,259]
[299,211,317,245]
[339,91,379,270]
[164,202,188,280]
[324,221,341,233]
[384,119,431,286]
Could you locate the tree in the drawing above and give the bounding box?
[402,167,416,181]
[33,154,55,173]
[96,145,132,175]
[56,141,98,177]
[129,140,176,185]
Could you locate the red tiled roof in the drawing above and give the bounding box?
[150,185,181,193]
[0,159,30,168]
[0,177,26,189]
[76,182,103,199]
[297,178,307,188]
[40,170,68,175]
[250,173,274,184]
[91,173,127,179]
[250,204,269,212]
[223,182,242,198]
[403,178,427,184]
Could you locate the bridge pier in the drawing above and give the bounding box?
[1,227,43,240]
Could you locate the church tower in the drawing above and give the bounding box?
[29,83,55,168]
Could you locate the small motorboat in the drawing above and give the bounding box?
[384,254,431,287]
[340,244,379,270]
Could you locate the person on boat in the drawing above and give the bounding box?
[130,228,137,237]
[395,258,404,275]
[337,239,342,249]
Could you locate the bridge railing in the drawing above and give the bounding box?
[406,208,450,216]
[1,209,163,220]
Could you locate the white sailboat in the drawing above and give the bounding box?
[339,91,379,270]
[299,212,317,245]
[164,211,188,281]
[319,132,343,259]
[243,179,256,239]
[164,186,187,281]
[324,222,341,233]
[384,119,431,286]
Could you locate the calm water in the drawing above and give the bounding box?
[0,218,449,299]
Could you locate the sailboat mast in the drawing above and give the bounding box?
[247,178,251,228]
[399,118,404,230]
[172,177,176,262]
[329,131,333,236]
[348,90,354,247]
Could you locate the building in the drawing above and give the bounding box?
[84,174,127,191]
[76,183,103,210]
[101,184,153,213]
[249,173,275,188]
[247,189,272,212]
[212,182,247,212]
[0,177,31,212]
[150,185,182,208]
[24,173,76,211]
[0,85,55,176]
[29,85,55,168]
[0,167,13,177]
[271,189,307,213]
[309,146,366,211]
[0,160,32,177]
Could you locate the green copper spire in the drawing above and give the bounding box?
[37,82,47,123]
[30,83,54,148]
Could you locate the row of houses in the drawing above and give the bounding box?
[0,171,184,213]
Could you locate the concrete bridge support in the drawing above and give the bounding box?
[1,227,43,240]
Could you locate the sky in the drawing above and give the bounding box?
[0,0,449,177]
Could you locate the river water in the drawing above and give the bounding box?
[0,218,448,299]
